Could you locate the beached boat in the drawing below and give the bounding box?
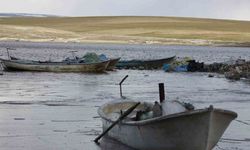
[98,101,237,150]
[116,56,176,69]
[0,58,109,72]
[9,56,120,71]
[106,58,120,71]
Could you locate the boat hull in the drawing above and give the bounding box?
[99,101,237,150]
[0,59,109,72]
[107,58,120,71]
[116,56,176,69]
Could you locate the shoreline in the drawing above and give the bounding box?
[0,39,250,48]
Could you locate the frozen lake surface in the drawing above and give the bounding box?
[0,42,250,150]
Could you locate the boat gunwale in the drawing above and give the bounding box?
[98,101,238,126]
[109,57,121,61]
[107,57,121,70]
[0,58,110,66]
[118,56,176,63]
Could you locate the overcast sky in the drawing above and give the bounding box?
[1,0,250,20]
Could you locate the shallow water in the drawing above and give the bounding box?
[1,41,250,63]
[0,42,250,150]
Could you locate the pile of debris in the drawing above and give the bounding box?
[224,60,250,80]
[163,57,204,72]
[203,59,250,80]
[164,57,250,80]
[203,63,230,73]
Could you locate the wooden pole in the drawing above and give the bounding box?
[6,48,10,60]
[159,83,165,103]
[0,62,3,75]
[5,47,16,60]
[94,102,140,144]
[119,75,128,98]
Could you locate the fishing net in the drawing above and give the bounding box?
[83,52,101,63]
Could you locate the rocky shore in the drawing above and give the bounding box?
[188,59,250,80]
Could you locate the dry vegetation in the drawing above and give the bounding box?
[0,16,250,46]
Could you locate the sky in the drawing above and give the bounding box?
[1,0,250,21]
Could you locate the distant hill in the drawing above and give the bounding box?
[0,16,250,46]
[0,13,57,18]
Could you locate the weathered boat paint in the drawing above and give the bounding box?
[98,101,237,150]
[0,59,109,72]
[116,56,176,69]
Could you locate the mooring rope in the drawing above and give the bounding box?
[215,145,227,150]
[235,119,250,126]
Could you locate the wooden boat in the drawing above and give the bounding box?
[116,56,176,69]
[98,101,237,150]
[0,58,109,72]
[106,58,120,71]
[9,56,120,71]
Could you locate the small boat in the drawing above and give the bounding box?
[116,56,176,69]
[8,56,120,72]
[0,58,109,72]
[106,58,121,71]
[98,100,237,150]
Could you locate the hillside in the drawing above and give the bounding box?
[0,16,250,46]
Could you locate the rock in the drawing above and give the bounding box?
[14,118,25,120]
[236,59,246,65]
[208,74,214,78]
[225,69,241,80]
[187,60,204,72]
[235,66,242,74]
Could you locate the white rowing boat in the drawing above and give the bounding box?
[98,101,237,150]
